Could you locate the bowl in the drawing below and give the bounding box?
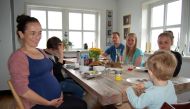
[93,66,105,72]
[79,65,90,73]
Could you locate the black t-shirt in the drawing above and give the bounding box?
[52,56,65,82]
[171,51,182,77]
[44,50,65,82]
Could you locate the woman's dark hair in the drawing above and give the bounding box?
[16,14,39,33]
[47,36,62,49]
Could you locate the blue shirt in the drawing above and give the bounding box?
[125,48,143,66]
[105,43,125,61]
[27,52,62,100]
[126,80,177,109]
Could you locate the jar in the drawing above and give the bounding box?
[115,71,122,81]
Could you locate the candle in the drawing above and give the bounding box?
[177,33,179,46]
[146,42,151,53]
[145,42,148,52]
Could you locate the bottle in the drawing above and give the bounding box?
[80,55,84,66]
[77,51,80,63]
[115,53,118,63]
[115,49,120,63]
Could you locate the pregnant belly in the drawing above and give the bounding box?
[29,74,62,100]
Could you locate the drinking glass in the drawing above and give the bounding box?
[127,62,134,71]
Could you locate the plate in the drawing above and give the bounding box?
[82,71,102,78]
[106,68,123,71]
[134,67,148,72]
[88,71,102,76]
[126,77,149,84]
[64,64,76,69]
[105,68,123,74]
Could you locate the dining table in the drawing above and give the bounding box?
[63,59,190,109]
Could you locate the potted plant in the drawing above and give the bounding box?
[62,39,72,50]
[89,48,102,61]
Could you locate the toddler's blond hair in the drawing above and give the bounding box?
[147,50,177,80]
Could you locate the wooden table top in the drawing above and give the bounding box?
[64,66,190,106]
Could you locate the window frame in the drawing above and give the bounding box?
[68,10,98,49]
[144,0,190,56]
[26,5,99,50]
[148,0,182,51]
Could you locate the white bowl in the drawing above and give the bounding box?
[93,66,105,72]
[79,66,90,73]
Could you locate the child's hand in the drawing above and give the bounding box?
[135,83,145,90]
[133,83,145,96]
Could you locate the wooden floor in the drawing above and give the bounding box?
[0,90,117,109]
[0,91,16,109]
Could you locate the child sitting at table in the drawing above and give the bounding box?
[126,50,177,109]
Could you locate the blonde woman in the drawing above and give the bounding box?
[157,31,182,77]
[124,33,143,66]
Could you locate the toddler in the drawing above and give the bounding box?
[126,50,177,109]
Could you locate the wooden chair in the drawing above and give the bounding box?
[161,102,175,109]
[7,80,24,109]
[161,102,190,109]
[172,102,190,109]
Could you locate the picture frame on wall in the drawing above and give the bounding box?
[107,29,112,35]
[123,15,131,25]
[107,20,112,27]
[106,37,112,46]
[106,10,113,46]
[107,11,112,17]
[124,27,130,39]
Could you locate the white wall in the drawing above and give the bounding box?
[117,0,147,47]
[0,0,13,90]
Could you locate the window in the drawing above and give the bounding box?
[27,6,98,49]
[30,9,63,49]
[69,12,96,49]
[149,0,182,51]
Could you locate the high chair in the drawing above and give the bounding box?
[7,80,24,109]
[161,102,190,109]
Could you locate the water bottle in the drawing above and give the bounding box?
[77,51,80,63]
[115,49,121,63]
[80,55,84,66]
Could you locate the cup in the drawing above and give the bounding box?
[93,66,105,72]
[127,63,134,71]
[79,65,89,73]
[115,70,122,81]
[125,61,134,71]
[75,62,79,68]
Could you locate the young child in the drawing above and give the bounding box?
[126,50,177,109]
